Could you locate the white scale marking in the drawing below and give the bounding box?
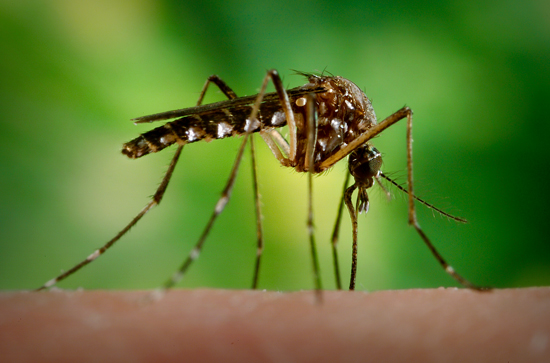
[44,278,58,288]
[190,248,200,260]
[270,111,286,126]
[215,196,228,214]
[87,249,101,261]
[244,118,260,133]
[217,121,233,138]
[186,127,200,142]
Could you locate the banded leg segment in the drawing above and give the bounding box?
[400,109,487,291]
[343,184,359,290]
[36,145,184,290]
[330,172,350,290]
[164,132,252,289]
[250,135,264,289]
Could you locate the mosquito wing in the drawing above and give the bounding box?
[132,85,326,124]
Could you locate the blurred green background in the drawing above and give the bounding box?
[1,0,549,291]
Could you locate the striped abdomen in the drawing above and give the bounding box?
[122,105,287,159]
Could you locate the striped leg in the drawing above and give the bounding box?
[35,75,247,291]
[400,109,487,290]
[36,145,184,291]
[162,132,252,290]
[329,173,350,290]
[250,135,264,289]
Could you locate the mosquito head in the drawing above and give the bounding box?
[348,143,382,214]
[348,143,382,187]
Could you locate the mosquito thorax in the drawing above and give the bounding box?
[348,143,382,189]
[307,74,377,135]
[296,74,378,172]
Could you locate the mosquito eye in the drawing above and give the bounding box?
[348,145,382,186]
[353,157,381,180]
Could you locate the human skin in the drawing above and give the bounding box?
[0,287,549,362]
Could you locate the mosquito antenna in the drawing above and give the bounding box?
[379,172,467,223]
[375,173,392,200]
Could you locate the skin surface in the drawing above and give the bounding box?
[1,287,549,362]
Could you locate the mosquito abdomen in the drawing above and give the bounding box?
[122,106,275,159]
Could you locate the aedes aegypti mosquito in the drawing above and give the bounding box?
[37,70,486,292]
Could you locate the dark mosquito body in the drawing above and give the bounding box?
[37,70,487,292]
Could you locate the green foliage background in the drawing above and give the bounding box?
[1,1,549,291]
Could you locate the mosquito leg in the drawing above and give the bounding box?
[196,74,238,104]
[344,184,358,290]
[304,93,322,295]
[250,134,264,289]
[319,107,412,170]
[402,110,488,291]
[36,145,184,291]
[268,129,291,157]
[319,107,411,291]
[259,129,290,162]
[163,133,251,289]
[240,70,319,291]
[330,172,351,290]
[249,69,298,164]
[259,130,288,163]
[308,171,323,298]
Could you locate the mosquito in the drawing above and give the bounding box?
[37,69,486,292]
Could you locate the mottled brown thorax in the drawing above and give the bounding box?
[292,74,378,172]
